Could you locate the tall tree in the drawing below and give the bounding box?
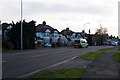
[7,20,36,50]
[88,29,91,34]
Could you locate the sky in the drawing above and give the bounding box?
[1,0,119,37]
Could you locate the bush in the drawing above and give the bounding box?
[2,40,14,49]
[52,43,55,47]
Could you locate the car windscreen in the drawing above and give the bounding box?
[80,40,86,43]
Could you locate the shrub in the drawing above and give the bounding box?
[2,40,14,49]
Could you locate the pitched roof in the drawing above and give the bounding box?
[2,23,9,30]
[36,22,55,33]
[61,28,74,36]
[45,29,51,33]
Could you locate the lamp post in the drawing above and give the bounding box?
[84,23,90,39]
[21,0,23,50]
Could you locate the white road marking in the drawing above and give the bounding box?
[83,66,87,68]
[0,61,6,63]
[19,56,77,78]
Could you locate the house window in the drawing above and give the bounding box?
[55,35,57,37]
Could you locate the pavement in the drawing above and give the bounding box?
[83,48,119,79]
[2,46,115,78]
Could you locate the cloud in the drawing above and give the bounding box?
[1,2,21,23]
[0,0,118,36]
[23,2,112,16]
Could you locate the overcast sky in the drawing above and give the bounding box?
[1,0,119,37]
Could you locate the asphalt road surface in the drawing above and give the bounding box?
[2,46,113,78]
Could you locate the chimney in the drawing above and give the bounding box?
[42,21,46,26]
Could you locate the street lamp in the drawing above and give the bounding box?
[84,23,90,38]
[21,0,23,50]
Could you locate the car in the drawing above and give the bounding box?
[111,41,118,46]
[74,38,88,48]
[44,43,52,47]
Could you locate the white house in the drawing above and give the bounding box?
[59,34,68,46]
[4,25,13,40]
[66,33,83,46]
[43,29,51,46]
[52,30,59,43]
[36,28,52,47]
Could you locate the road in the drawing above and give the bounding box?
[2,46,113,78]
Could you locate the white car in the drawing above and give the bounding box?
[44,43,52,47]
[111,41,118,46]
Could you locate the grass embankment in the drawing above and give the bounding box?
[99,48,113,51]
[29,68,85,78]
[79,52,106,61]
[114,52,120,63]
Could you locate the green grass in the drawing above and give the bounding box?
[29,68,85,78]
[114,52,120,63]
[2,49,21,53]
[2,49,36,53]
[118,46,120,51]
[79,52,106,61]
[2,48,43,53]
[99,48,113,51]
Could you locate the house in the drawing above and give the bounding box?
[61,28,74,46]
[36,21,54,47]
[61,28,84,46]
[106,36,119,46]
[36,21,64,47]
[2,23,13,40]
[51,29,59,43]
[58,34,68,46]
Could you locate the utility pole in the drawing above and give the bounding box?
[21,0,23,50]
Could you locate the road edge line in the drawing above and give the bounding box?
[19,56,77,78]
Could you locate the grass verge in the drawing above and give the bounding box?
[114,52,120,63]
[79,52,106,61]
[29,68,85,78]
[99,48,113,51]
[2,49,21,53]
[118,46,120,51]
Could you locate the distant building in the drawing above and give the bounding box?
[2,23,13,40]
[36,21,67,47]
[61,28,85,46]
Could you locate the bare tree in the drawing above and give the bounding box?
[93,27,108,45]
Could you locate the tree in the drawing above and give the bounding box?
[93,27,108,45]
[81,30,85,38]
[88,29,91,34]
[86,34,93,46]
[7,20,36,50]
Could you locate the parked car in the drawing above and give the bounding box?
[74,38,88,48]
[111,41,118,46]
[44,43,52,47]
